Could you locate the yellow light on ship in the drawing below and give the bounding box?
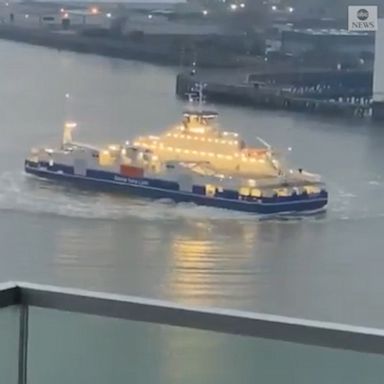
[65,122,77,129]
[91,7,99,14]
[190,127,205,134]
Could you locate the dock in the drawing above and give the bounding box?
[176,70,373,119]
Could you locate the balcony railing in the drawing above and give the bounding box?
[0,282,383,383]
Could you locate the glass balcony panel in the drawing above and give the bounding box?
[0,306,19,383]
[27,306,384,384]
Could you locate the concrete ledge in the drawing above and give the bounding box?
[372,102,384,121]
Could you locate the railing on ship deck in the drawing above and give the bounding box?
[0,282,383,383]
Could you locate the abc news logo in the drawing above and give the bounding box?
[348,6,378,31]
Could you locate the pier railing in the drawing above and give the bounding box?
[0,282,384,383]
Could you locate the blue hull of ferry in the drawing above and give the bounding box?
[24,161,328,215]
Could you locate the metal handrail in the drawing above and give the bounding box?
[2,281,384,353]
[0,282,381,383]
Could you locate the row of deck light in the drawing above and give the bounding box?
[165,133,239,146]
[133,141,267,164]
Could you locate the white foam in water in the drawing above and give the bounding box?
[323,178,384,222]
[0,171,356,223]
[0,171,259,222]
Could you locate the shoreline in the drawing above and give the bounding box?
[0,25,185,66]
[0,22,251,68]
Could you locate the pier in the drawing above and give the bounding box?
[176,69,373,118]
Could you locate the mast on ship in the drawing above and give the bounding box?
[185,82,207,113]
[62,122,77,147]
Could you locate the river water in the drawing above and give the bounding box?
[1,40,384,328]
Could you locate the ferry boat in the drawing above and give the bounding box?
[24,88,328,215]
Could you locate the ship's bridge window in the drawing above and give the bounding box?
[166,164,175,169]
[304,186,320,194]
[251,188,262,197]
[276,188,290,196]
[205,184,216,197]
[190,127,206,134]
[239,187,251,196]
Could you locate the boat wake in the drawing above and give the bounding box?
[0,171,382,223]
[0,171,256,221]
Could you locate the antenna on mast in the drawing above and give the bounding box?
[197,82,204,112]
[62,122,77,147]
[185,82,207,111]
